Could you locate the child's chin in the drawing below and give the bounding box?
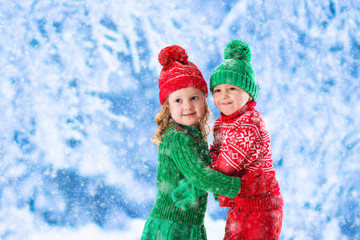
[180,120,197,127]
[221,110,235,116]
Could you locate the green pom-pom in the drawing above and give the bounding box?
[224,40,251,62]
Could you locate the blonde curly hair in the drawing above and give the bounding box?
[152,95,211,145]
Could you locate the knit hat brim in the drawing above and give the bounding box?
[159,75,208,105]
[210,70,258,100]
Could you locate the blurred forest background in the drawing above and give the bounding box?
[0,0,359,239]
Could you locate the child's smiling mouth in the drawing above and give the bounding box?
[220,102,233,105]
[183,113,196,117]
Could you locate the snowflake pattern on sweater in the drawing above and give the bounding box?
[210,101,274,175]
[209,101,283,210]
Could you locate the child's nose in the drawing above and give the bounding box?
[221,91,229,98]
[184,100,193,109]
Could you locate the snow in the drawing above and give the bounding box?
[1,0,360,239]
[26,215,224,240]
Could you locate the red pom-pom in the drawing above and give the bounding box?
[158,45,188,68]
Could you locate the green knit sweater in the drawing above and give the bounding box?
[149,124,241,226]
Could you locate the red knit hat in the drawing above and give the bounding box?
[158,45,208,105]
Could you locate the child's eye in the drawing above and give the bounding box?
[229,87,236,91]
[191,96,199,101]
[175,99,182,103]
[214,89,221,93]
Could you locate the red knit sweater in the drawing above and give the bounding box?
[209,101,283,210]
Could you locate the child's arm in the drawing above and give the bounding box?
[209,141,220,163]
[209,137,220,202]
[170,132,240,198]
[237,169,278,196]
[209,125,262,176]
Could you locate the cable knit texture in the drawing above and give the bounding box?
[209,101,283,210]
[148,124,241,226]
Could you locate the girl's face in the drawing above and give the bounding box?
[168,87,206,127]
[213,84,252,116]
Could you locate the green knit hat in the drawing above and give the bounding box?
[210,40,258,100]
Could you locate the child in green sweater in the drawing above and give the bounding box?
[141,45,241,240]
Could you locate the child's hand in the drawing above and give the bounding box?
[171,179,206,211]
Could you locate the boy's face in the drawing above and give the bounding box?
[213,84,252,116]
[168,87,205,127]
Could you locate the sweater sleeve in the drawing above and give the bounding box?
[170,132,240,199]
[237,169,279,196]
[209,124,262,176]
[209,140,219,163]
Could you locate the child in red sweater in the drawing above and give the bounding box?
[208,40,283,240]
